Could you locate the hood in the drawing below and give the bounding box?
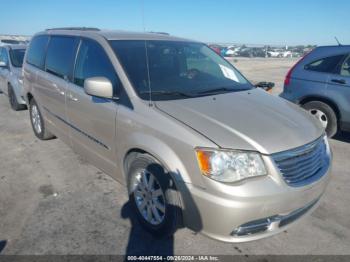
[155,88,323,154]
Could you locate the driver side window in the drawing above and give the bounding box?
[74,39,119,94]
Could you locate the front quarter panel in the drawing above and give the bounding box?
[115,100,217,187]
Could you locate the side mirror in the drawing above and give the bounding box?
[84,77,113,99]
[0,61,8,68]
[255,81,275,92]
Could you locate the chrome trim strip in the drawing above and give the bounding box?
[43,106,110,150]
[272,136,323,162]
[231,198,319,237]
[271,136,330,187]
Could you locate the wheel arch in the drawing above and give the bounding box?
[26,92,33,104]
[121,134,194,186]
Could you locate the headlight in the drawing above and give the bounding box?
[18,78,23,85]
[196,148,267,183]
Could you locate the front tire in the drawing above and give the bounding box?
[302,101,338,137]
[29,98,55,140]
[8,85,26,111]
[127,153,182,237]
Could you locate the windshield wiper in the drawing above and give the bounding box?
[196,87,248,95]
[139,90,194,98]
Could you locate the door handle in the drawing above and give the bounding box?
[68,94,78,102]
[331,79,346,85]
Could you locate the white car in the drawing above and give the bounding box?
[0,44,27,110]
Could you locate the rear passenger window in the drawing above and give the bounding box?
[74,39,118,91]
[305,55,344,73]
[26,35,49,69]
[45,36,79,79]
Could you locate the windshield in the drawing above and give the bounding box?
[110,40,252,100]
[9,49,25,67]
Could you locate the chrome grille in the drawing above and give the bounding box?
[272,137,330,187]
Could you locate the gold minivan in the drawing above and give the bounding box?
[23,28,331,242]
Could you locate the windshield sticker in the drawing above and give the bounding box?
[219,64,239,82]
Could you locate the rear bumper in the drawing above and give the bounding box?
[179,165,330,243]
[279,91,299,103]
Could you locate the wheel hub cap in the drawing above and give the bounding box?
[308,109,328,128]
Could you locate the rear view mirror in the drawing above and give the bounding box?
[255,81,275,92]
[84,77,113,99]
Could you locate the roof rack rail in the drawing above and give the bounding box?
[148,31,170,35]
[46,27,100,31]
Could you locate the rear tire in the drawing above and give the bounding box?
[29,98,55,140]
[302,101,338,137]
[8,85,26,111]
[126,153,182,238]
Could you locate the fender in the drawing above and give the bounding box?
[116,132,196,185]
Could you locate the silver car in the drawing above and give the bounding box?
[0,44,27,110]
[22,28,331,242]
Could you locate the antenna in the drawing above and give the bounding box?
[335,36,342,46]
[140,0,146,32]
[140,0,152,106]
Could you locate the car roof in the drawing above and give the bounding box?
[40,28,197,42]
[2,44,27,50]
[303,45,350,61]
[314,45,350,51]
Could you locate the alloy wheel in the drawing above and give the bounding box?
[132,169,166,225]
[31,104,42,134]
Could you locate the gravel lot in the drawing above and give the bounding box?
[0,58,350,255]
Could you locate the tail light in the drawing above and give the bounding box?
[284,52,311,86]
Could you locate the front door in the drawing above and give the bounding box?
[66,38,119,175]
[326,53,350,126]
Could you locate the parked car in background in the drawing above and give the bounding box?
[208,44,222,55]
[23,28,330,242]
[237,47,265,58]
[0,39,27,46]
[280,45,350,137]
[0,45,27,110]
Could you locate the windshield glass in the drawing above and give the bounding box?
[9,49,25,67]
[110,40,252,100]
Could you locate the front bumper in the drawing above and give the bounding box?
[179,159,330,243]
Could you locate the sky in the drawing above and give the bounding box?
[1,0,349,46]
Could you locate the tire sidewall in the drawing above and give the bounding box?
[8,86,18,110]
[127,154,180,237]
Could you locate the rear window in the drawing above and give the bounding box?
[305,55,344,73]
[340,55,350,77]
[26,35,49,69]
[45,36,79,79]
